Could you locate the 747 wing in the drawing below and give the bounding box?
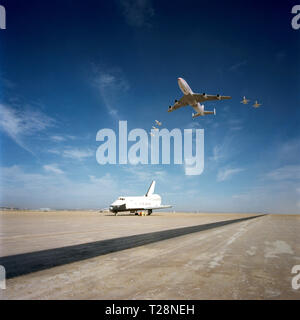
[168,95,189,112]
[193,93,231,103]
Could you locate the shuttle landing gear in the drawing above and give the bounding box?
[147,209,152,216]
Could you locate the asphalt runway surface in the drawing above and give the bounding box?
[0,211,299,299]
[0,214,263,278]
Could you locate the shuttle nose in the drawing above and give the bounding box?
[109,203,126,212]
[109,205,120,212]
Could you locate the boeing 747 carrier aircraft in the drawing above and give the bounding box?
[109,181,171,216]
[168,77,231,118]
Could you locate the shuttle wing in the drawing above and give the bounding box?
[193,93,231,103]
[144,205,172,210]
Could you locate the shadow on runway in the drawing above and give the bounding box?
[0,214,265,279]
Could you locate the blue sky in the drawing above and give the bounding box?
[0,0,299,213]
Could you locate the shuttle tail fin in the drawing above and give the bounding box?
[145,180,156,197]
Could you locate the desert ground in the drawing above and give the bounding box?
[0,210,299,299]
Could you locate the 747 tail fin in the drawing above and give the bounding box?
[204,108,216,115]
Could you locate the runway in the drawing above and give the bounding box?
[0,211,299,299]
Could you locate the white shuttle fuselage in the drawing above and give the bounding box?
[109,181,171,215]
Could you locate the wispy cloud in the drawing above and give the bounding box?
[186,121,202,129]
[0,75,16,89]
[207,131,245,174]
[93,67,129,119]
[230,126,243,131]
[217,167,244,182]
[0,165,118,209]
[230,157,300,213]
[43,164,64,175]
[88,173,115,185]
[209,145,223,162]
[227,118,244,132]
[62,148,94,160]
[265,165,300,181]
[48,146,94,160]
[118,0,154,27]
[229,60,247,71]
[49,135,76,142]
[122,165,166,182]
[50,135,66,142]
[232,180,300,214]
[0,103,55,153]
[276,139,300,164]
[48,148,61,155]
